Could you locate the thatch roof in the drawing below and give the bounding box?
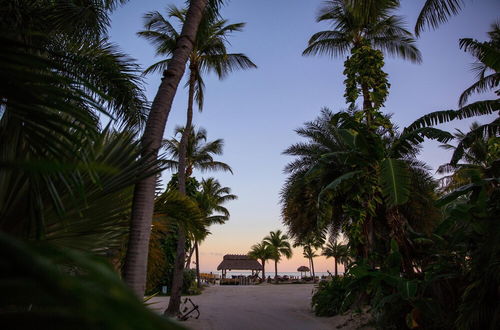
[217,254,263,271]
[297,266,310,272]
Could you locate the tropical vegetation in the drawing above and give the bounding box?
[282,1,499,328]
[1,0,498,328]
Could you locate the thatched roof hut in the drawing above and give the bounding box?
[297,266,310,272]
[217,254,263,271]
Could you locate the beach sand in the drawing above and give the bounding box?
[149,284,371,330]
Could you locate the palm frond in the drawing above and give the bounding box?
[415,0,464,37]
[379,158,410,206]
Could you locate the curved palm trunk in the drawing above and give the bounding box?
[122,0,208,298]
[195,240,201,288]
[166,64,198,315]
[260,259,265,281]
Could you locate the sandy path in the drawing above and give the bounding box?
[150,284,344,330]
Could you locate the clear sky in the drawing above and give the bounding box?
[110,0,500,273]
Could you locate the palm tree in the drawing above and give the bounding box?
[248,242,275,281]
[303,246,318,280]
[193,178,236,286]
[162,126,233,176]
[124,0,218,302]
[263,230,293,280]
[323,241,349,276]
[137,6,255,311]
[281,109,450,269]
[162,126,232,298]
[303,0,421,120]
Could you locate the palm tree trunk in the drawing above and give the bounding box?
[166,64,198,315]
[361,83,373,127]
[334,260,338,277]
[122,0,208,298]
[311,257,315,282]
[185,245,195,269]
[261,259,265,281]
[195,240,201,288]
[274,259,278,282]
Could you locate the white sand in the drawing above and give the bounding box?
[149,284,371,330]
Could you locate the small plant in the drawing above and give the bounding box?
[312,276,353,316]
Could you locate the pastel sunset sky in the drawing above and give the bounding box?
[110,0,499,273]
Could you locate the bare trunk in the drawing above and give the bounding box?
[334,259,338,277]
[185,245,195,269]
[195,240,201,288]
[122,0,208,297]
[261,259,265,280]
[311,257,316,282]
[274,259,278,282]
[165,0,207,316]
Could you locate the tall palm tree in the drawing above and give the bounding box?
[137,6,255,311]
[193,178,236,286]
[162,126,231,297]
[123,0,219,302]
[322,240,349,276]
[248,242,274,281]
[303,0,421,118]
[263,230,293,280]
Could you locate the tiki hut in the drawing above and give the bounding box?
[297,265,310,278]
[217,254,262,278]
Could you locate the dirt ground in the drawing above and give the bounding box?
[150,284,371,330]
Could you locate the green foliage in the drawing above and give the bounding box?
[182,269,198,295]
[379,158,410,206]
[312,276,354,316]
[343,44,390,110]
[0,233,183,330]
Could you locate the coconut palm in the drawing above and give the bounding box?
[124,0,219,301]
[137,7,254,310]
[323,241,349,276]
[263,230,293,280]
[192,178,236,286]
[304,0,421,63]
[303,0,420,126]
[248,242,275,281]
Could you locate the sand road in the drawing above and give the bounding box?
[150,284,361,330]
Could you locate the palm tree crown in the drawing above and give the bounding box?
[163,126,232,177]
[303,0,421,63]
[263,230,293,262]
[138,5,256,111]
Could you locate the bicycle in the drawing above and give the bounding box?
[178,297,200,321]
